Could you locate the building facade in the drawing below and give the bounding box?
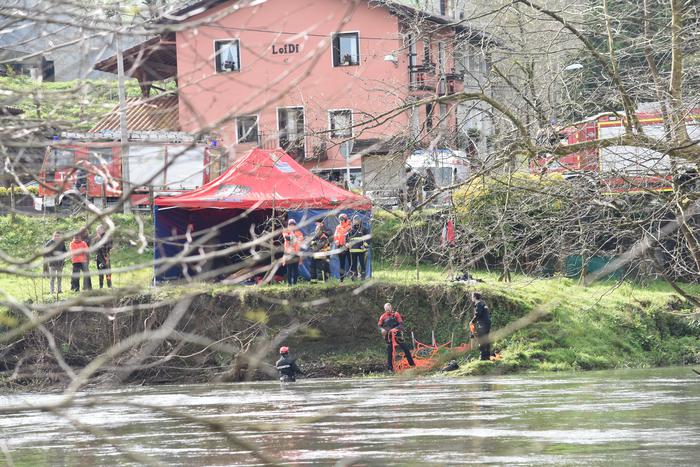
[97,0,495,179]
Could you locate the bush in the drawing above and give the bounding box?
[0,185,39,197]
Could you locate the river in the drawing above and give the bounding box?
[1,366,698,465]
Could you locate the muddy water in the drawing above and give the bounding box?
[1,366,699,466]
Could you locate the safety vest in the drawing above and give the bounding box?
[283,230,304,254]
[378,311,403,330]
[334,221,351,246]
[69,240,88,263]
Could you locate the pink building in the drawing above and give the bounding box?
[97,0,492,181]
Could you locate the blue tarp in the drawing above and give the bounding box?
[154,206,371,283]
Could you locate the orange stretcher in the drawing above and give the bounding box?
[390,329,472,373]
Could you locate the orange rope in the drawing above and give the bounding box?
[392,332,472,373]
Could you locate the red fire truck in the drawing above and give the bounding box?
[38,131,225,210]
[532,109,700,192]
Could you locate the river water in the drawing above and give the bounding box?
[1,366,698,466]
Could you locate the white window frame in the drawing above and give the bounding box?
[328,109,353,139]
[331,31,360,67]
[214,39,241,73]
[236,115,259,144]
[275,106,307,157]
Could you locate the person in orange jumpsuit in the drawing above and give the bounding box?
[378,302,416,371]
[69,234,91,292]
[333,213,351,281]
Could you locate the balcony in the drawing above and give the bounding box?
[410,68,464,96]
[409,63,436,91]
[279,134,306,162]
[445,70,464,82]
[304,141,328,163]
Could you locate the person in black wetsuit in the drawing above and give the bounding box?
[469,292,492,360]
[309,220,331,282]
[275,346,304,382]
[378,302,416,371]
[348,215,369,280]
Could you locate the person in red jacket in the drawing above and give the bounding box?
[283,218,304,285]
[69,234,91,292]
[378,302,415,371]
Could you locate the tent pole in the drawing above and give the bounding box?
[271,184,276,271]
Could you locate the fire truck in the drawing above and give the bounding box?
[532,109,700,192]
[38,131,225,211]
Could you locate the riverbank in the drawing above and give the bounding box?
[1,275,698,390]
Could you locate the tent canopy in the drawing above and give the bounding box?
[155,148,371,210]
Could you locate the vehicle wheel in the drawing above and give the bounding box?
[58,193,87,215]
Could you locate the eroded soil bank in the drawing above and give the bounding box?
[2,280,699,390]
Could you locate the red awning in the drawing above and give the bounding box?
[155,148,371,210]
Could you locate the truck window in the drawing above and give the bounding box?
[89,149,113,168]
[433,167,453,186]
[48,149,74,170]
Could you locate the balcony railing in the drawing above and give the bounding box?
[409,63,436,74]
[305,141,328,163]
[279,134,305,161]
[409,65,464,94]
[445,70,464,82]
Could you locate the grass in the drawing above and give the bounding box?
[1,214,699,377]
[445,275,700,375]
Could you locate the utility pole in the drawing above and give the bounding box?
[115,4,131,214]
[340,141,352,188]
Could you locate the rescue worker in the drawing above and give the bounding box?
[348,215,369,280]
[282,218,304,285]
[469,292,492,360]
[309,220,330,282]
[378,303,416,371]
[276,346,305,382]
[69,233,91,292]
[333,213,352,281]
[90,225,113,289]
[44,231,66,294]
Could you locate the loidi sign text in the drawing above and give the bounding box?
[272,43,300,55]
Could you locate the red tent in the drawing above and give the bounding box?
[155,148,370,210]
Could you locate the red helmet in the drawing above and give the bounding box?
[279,346,289,354]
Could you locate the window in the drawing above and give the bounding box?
[41,58,55,82]
[407,33,417,84]
[278,107,305,159]
[332,32,359,67]
[215,39,240,72]
[236,115,259,144]
[439,0,448,16]
[425,103,434,132]
[454,47,466,74]
[439,103,448,129]
[438,41,446,74]
[423,38,431,65]
[49,149,74,170]
[89,149,113,168]
[329,110,353,138]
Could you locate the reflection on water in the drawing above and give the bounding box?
[1,367,699,465]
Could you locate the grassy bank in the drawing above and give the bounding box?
[1,275,698,389]
[0,214,699,388]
